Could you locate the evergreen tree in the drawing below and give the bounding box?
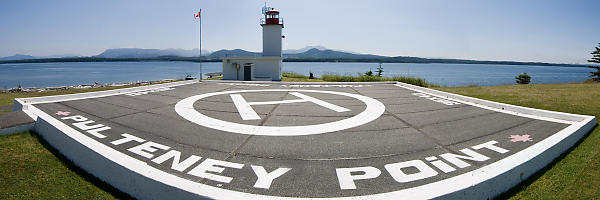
[588,43,600,82]
[515,72,531,84]
[365,69,373,76]
[376,63,384,77]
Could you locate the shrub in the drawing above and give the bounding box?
[390,76,432,87]
[319,74,435,87]
[282,72,307,79]
[515,72,531,84]
[590,66,600,82]
[376,63,384,77]
[309,72,314,79]
[588,43,600,82]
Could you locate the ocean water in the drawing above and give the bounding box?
[0,61,594,88]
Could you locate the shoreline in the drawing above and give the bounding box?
[0,58,591,68]
[3,79,181,93]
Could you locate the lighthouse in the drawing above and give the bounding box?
[261,8,283,57]
[222,4,284,81]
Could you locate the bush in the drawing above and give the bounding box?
[319,74,435,87]
[390,76,432,87]
[282,72,307,79]
[515,72,531,84]
[589,66,600,82]
[376,63,384,77]
[588,43,600,82]
[309,72,314,79]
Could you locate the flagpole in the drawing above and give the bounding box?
[198,9,202,81]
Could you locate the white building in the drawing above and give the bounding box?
[222,5,284,81]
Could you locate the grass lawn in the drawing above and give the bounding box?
[0,81,598,199]
[0,131,129,199]
[439,83,600,199]
[280,72,436,87]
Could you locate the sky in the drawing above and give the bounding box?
[0,0,598,64]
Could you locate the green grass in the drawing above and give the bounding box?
[282,72,436,87]
[281,72,324,82]
[0,131,129,199]
[439,83,600,199]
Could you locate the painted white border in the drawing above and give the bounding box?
[204,80,397,85]
[394,82,589,124]
[175,89,385,136]
[16,81,598,199]
[14,80,196,109]
[12,80,196,120]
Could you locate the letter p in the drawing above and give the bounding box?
[336,166,381,190]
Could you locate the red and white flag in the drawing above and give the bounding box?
[194,11,201,19]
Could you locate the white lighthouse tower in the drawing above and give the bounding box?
[261,7,283,57]
[222,4,284,81]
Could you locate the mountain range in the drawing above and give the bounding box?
[0,47,373,60]
[0,47,588,67]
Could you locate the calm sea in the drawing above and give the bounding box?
[0,61,593,88]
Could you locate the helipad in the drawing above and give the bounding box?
[15,80,596,199]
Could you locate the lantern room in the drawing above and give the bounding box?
[261,7,283,27]
[265,10,280,25]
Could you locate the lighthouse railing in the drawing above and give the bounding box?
[260,17,284,25]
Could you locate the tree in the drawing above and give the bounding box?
[376,63,384,77]
[364,69,373,76]
[588,43,600,82]
[515,72,531,84]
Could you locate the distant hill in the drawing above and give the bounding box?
[208,49,260,58]
[282,45,328,54]
[0,54,37,61]
[284,48,386,59]
[95,48,210,58]
[94,46,358,59]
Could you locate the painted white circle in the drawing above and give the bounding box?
[174,89,385,136]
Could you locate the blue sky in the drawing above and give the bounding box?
[0,0,598,64]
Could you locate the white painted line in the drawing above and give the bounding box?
[231,91,349,120]
[248,99,306,105]
[393,83,579,124]
[14,80,196,106]
[175,89,384,136]
[289,92,350,112]
[230,94,262,120]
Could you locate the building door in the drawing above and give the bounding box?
[244,65,252,81]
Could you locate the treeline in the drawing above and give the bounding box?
[283,57,587,67]
[0,56,587,68]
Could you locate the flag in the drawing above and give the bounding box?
[194,11,201,19]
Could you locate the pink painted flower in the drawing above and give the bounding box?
[509,134,533,142]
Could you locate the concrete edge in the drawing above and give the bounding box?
[459,113,596,199]
[31,108,204,200]
[394,82,590,123]
[0,123,34,136]
[19,81,599,199]
[203,80,397,85]
[13,80,197,106]
[12,80,198,121]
